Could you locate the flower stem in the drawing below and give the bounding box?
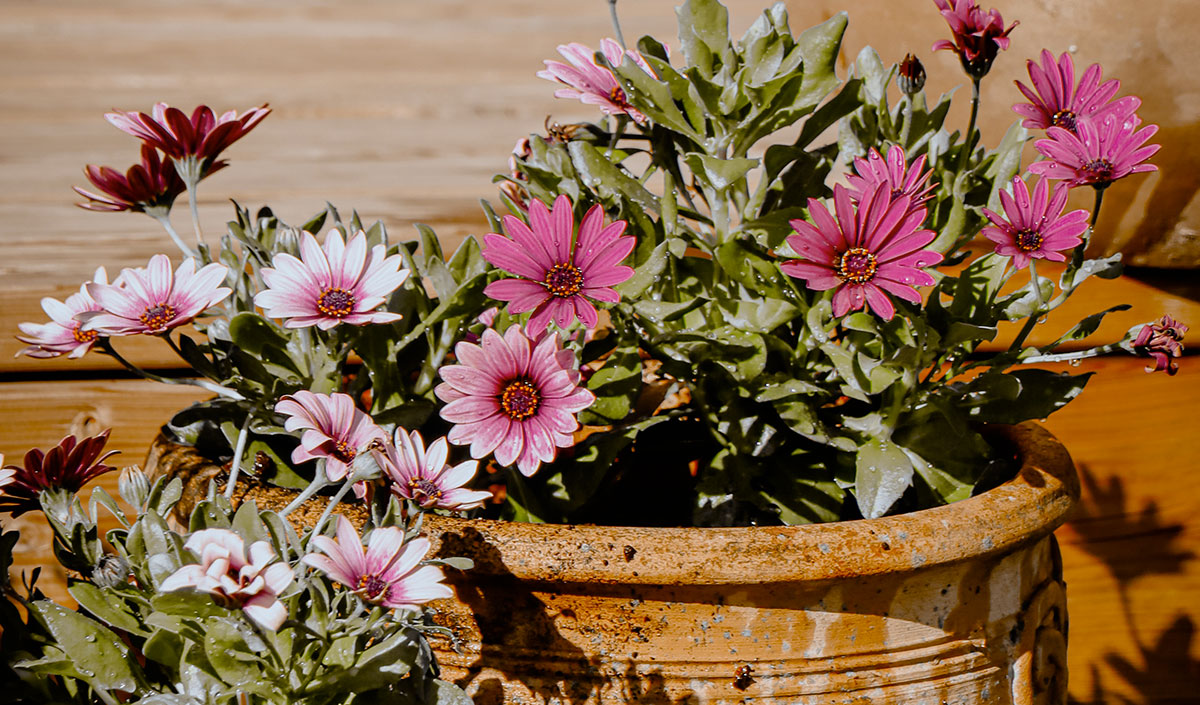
[98,339,244,400]
[225,414,253,500]
[608,0,626,49]
[900,95,914,148]
[1090,185,1107,231]
[1009,261,1045,350]
[956,78,981,174]
[308,479,355,540]
[278,466,332,520]
[151,213,197,260]
[1019,343,1122,365]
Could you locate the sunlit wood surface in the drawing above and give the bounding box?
[2,2,1198,703]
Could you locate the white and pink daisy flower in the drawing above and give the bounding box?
[981,176,1089,269]
[81,255,229,336]
[254,229,409,330]
[436,325,595,477]
[17,267,112,358]
[537,39,657,124]
[779,183,942,320]
[376,429,492,511]
[483,195,634,333]
[275,391,388,488]
[844,145,936,218]
[303,515,452,611]
[160,528,294,631]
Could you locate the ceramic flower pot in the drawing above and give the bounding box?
[146,421,1077,705]
[419,422,1078,705]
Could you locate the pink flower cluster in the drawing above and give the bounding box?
[931,0,1016,78]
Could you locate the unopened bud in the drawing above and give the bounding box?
[898,53,926,96]
[118,465,150,509]
[91,553,130,589]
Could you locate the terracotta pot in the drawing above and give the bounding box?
[419,422,1078,705]
[145,421,1078,704]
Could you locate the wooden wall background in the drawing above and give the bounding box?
[1,1,1197,702]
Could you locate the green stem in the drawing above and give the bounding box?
[309,478,355,540]
[99,340,244,400]
[150,213,196,260]
[279,466,332,519]
[900,95,914,149]
[607,0,626,49]
[187,183,203,248]
[1019,343,1122,365]
[1090,186,1107,231]
[225,414,253,500]
[956,78,981,174]
[607,115,629,160]
[1009,260,1045,350]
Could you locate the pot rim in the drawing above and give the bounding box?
[423,421,1079,585]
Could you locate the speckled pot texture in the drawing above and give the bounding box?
[420,422,1078,705]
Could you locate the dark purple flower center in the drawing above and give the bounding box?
[357,573,390,602]
[544,263,585,298]
[73,325,98,344]
[500,378,541,421]
[331,440,357,464]
[609,86,628,106]
[836,248,878,284]
[1082,158,1116,184]
[139,303,177,331]
[1051,110,1078,132]
[1014,229,1044,253]
[409,477,443,507]
[317,287,355,318]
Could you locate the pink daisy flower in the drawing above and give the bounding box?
[1013,50,1140,133]
[435,325,595,477]
[17,267,113,359]
[482,195,634,333]
[537,39,657,124]
[376,429,492,512]
[0,431,118,518]
[844,145,936,217]
[1030,113,1160,188]
[303,515,451,611]
[275,390,388,486]
[74,145,196,216]
[1133,315,1188,376]
[81,255,229,336]
[161,528,294,631]
[931,0,1017,79]
[254,229,409,330]
[780,183,942,320]
[106,103,269,184]
[982,176,1089,269]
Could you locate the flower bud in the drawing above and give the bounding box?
[898,54,926,96]
[91,553,130,589]
[118,465,150,509]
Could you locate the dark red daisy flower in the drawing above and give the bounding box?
[0,431,118,517]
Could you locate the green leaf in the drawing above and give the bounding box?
[203,617,262,688]
[855,438,915,519]
[966,369,1094,424]
[581,344,643,423]
[754,378,822,401]
[676,0,730,78]
[428,679,475,705]
[567,142,660,218]
[683,153,759,191]
[1048,304,1132,347]
[68,583,147,635]
[615,240,669,299]
[719,298,798,333]
[631,298,707,324]
[29,600,139,692]
[228,312,290,357]
[985,123,1030,212]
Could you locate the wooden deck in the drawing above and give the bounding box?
[2,1,1198,702]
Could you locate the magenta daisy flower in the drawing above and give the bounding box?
[303,515,451,611]
[780,183,942,320]
[81,254,230,336]
[537,39,657,124]
[161,528,294,631]
[844,145,936,217]
[17,267,112,359]
[1013,50,1140,133]
[1029,113,1160,188]
[275,391,388,485]
[254,229,409,330]
[931,0,1017,79]
[0,431,118,517]
[377,429,492,511]
[482,195,634,332]
[1133,315,1188,376]
[436,325,595,477]
[981,176,1089,269]
[74,145,197,216]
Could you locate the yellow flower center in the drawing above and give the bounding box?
[500,379,541,421]
[331,440,356,464]
[836,248,878,284]
[73,326,98,344]
[139,303,177,331]
[409,477,443,506]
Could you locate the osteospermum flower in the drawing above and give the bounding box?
[844,145,936,217]
[106,103,269,185]
[17,267,112,359]
[436,325,595,476]
[483,195,634,332]
[537,39,657,124]
[275,391,387,486]
[780,183,942,320]
[0,432,117,517]
[254,229,409,330]
[81,255,230,336]
[981,176,1089,269]
[303,515,451,611]
[376,429,492,511]
[1030,113,1160,189]
[931,0,1017,79]
[1133,315,1188,376]
[161,529,293,631]
[74,145,196,216]
[1013,50,1140,133]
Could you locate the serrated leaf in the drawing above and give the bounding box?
[683,153,759,192]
